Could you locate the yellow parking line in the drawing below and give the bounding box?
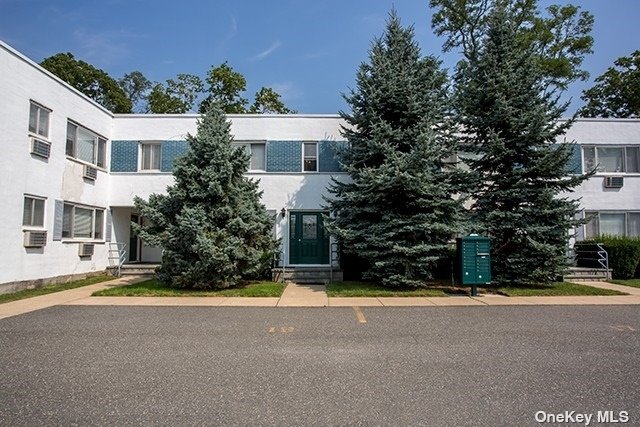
[352,306,367,324]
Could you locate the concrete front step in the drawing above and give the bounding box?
[272,268,343,284]
[109,264,159,276]
[564,267,611,281]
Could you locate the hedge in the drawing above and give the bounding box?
[581,236,640,279]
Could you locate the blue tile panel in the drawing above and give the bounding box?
[110,140,138,172]
[161,140,189,172]
[266,141,302,172]
[319,140,348,172]
[552,143,582,175]
[566,143,582,175]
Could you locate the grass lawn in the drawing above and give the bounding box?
[327,281,627,297]
[609,279,640,289]
[496,281,626,297]
[0,274,113,304]
[327,281,451,297]
[92,279,286,297]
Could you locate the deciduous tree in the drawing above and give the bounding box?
[41,52,132,113]
[119,71,151,113]
[579,50,640,118]
[199,62,248,113]
[147,74,203,114]
[430,0,594,92]
[249,87,296,114]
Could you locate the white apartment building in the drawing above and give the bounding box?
[1,40,639,292]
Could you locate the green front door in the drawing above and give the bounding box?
[289,212,330,265]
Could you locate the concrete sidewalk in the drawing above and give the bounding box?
[0,275,148,320]
[61,281,640,308]
[2,280,640,320]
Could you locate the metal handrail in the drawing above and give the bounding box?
[273,249,285,282]
[574,242,610,279]
[330,242,340,284]
[108,242,127,277]
[596,243,609,272]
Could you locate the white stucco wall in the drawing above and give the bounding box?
[560,119,640,215]
[0,42,113,287]
[109,115,348,265]
[111,114,345,141]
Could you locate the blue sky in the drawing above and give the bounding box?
[1,0,638,114]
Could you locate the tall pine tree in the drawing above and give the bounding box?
[133,103,277,289]
[455,2,589,285]
[326,11,463,288]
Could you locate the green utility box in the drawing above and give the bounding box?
[456,235,491,295]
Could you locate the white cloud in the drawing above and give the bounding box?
[217,15,238,51]
[72,28,145,66]
[249,41,283,61]
[269,82,302,101]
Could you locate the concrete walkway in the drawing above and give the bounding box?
[2,279,640,320]
[0,275,148,321]
[277,283,328,307]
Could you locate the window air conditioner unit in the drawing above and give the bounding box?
[604,176,624,188]
[83,164,98,181]
[78,243,95,257]
[23,230,47,248]
[30,137,51,159]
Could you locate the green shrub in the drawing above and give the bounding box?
[583,236,640,279]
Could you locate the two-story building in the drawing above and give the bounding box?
[1,40,639,292]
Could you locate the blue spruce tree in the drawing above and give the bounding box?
[326,11,464,287]
[133,103,277,289]
[455,2,591,285]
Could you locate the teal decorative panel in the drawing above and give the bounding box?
[551,143,582,175]
[110,140,138,172]
[266,141,301,172]
[319,140,348,172]
[161,140,189,172]
[566,143,583,175]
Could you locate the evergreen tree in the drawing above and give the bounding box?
[326,11,463,288]
[133,103,277,289]
[455,2,589,285]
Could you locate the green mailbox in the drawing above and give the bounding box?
[456,235,491,295]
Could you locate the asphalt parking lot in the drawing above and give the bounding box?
[0,305,638,426]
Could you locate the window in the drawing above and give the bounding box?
[141,143,161,170]
[62,203,104,240]
[237,142,266,171]
[583,146,640,173]
[23,196,45,227]
[303,142,317,172]
[66,121,107,168]
[584,211,640,238]
[29,101,50,138]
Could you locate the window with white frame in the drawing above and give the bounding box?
[303,142,318,172]
[237,142,266,171]
[584,211,640,238]
[28,101,50,138]
[62,203,104,240]
[66,121,107,168]
[23,196,45,227]
[141,143,161,170]
[583,146,640,173]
